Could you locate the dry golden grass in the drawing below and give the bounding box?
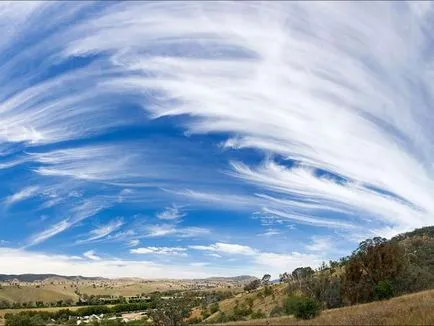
[0,286,77,304]
[213,289,434,325]
[0,280,206,304]
[202,283,288,322]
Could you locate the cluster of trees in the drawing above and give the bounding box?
[0,299,75,309]
[0,294,153,310]
[281,232,434,314]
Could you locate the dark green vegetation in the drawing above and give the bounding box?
[284,295,321,320]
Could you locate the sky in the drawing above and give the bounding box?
[0,1,433,279]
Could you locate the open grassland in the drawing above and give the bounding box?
[0,279,231,304]
[0,278,244,306]
[214,288,434,325]
[0,285,77,304]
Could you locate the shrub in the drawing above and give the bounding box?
[209,302,219,314]
[269,305,284,317]
[233,303,252,317]
[251,309,266,319]
[375,280,394,300]
[263,286,273,297]
[244,279,261,292]
[285,295,321,320]
[245,297,254,308]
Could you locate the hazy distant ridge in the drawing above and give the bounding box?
[0,274,257,283]
[0,274,106,282]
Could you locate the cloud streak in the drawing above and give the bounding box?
[130,246,187,256]
[77,218,124,244]
[73,1,432,236]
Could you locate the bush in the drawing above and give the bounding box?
[375,280,394,300]
[245,297,254,308]
[269,305,284,317]
[285,295,321,320]
[233,303,252,317]
[244,279,261,292]
[263,286,273,297]
[251,309,266,319]
[209,302,219,314]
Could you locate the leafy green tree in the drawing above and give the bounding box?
[374,280,394,300]
[285,295,320,320]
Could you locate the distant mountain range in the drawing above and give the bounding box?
[0,274,106,282]
[204,275,257,283]
[0,273,257,283]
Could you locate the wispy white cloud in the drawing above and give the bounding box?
[27,199,108,246]
[305,236,333,252]
[5,186,39,205]
[77,218,124,244]
[189,242,256,255]
[258,228,281,237]
[145,224,210,238]
[156,205,186,220]
[130,246,187,256]
[83,250,101,261]
[127,239,140,247]
[27,219,72,247]
[0,240,9,246]
[190,241,324,272]
[54,1,433,237]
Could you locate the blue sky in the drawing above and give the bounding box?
[0,1,433,278]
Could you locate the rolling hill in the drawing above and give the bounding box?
[0,274,105,282]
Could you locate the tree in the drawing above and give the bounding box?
[261,274,271,285]
[243,279,261,292]
[291,267,314,290]
[279,272,290,282]
[342,237,405,304]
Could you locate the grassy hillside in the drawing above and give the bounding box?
[0,274,104,282]
[197,283,288,322]
[214,288,434,325]
[0,286,77,305]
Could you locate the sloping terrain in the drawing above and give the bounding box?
[0,274,105,282]
[0,285,78,304]
[214,288,434,325]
